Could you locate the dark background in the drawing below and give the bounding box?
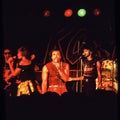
[2,0,117,70]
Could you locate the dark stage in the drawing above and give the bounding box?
[2,0,117,69]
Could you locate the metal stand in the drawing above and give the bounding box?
[76,72,79,93]
[76,41,83,93]
[111,60,114,91]
[79,58,83,93]
[111,60,117,92]
[76,41,80,93]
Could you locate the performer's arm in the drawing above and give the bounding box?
[96,61,102,88]
[41,65,48,94]
[4,69,11,79]
[7,57,21,77]
[4,73,13,82]
[57,63,70,82]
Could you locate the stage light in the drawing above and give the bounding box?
[64,9,73,17]
[93,8,101,16]
[43,10,51,17]
[77,8,86,17]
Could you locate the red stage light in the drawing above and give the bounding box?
[93,8,101,16]
[43,10,51,17]
[64,9,73,17]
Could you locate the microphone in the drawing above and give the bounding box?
[12,56,19,62]
[82,41,86,45]
[7,56,17,63]
[79,55,84,59]
[13,56,17,60]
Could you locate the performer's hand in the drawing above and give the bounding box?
[4,76,10,82]
[98,82,102,89]
[16,80,21,84]
[3,82,11,90]
[31,54,36,60]
[56,64,62,76]
[68,76,84,81]
[56,63,61,70]
[80,76,84,80]
[6,57,14,65]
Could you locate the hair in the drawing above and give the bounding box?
[49,49,61,61]
[3,48,12,54]
[82,44,97,58]
[83,44,94,51]
[18,46,31,60]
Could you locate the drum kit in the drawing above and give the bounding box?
[96,59,118,93]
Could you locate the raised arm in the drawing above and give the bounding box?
[5,57,21,82]
[57,63,70,82]
[6,57,21,77]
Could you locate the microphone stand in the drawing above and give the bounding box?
[76,41,80,93]
[76,68,79,93]
[76,41,83,93]
[60,61,62,95]
[76,41,84,93]
[79,56,83,93]
[111,60,116,92]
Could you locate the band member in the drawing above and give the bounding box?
[81,45,102,96]
[41,49,70,96]
[3,49,12,82]
[3,48,18,96]
[5,46,37,96]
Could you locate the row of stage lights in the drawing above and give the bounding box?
[43,8,102,17]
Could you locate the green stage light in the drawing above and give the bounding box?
[77,8,86,17]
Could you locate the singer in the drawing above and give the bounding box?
[3,48,18,96]
[81,45,102,96]
[5,46,37,96]
[41,49,70,96]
